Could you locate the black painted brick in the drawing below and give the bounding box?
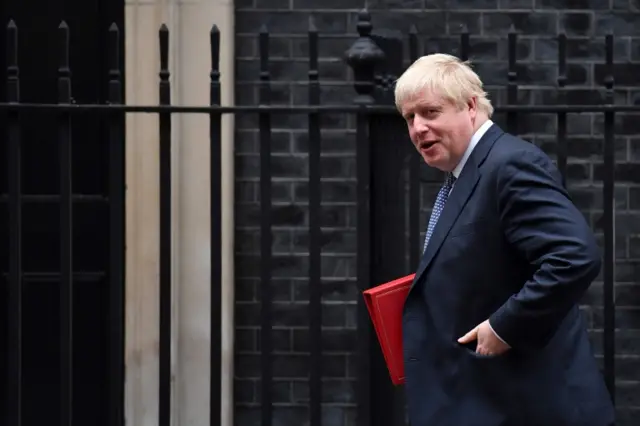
[234,1,640,425]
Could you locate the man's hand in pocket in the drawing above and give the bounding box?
[458,319,511,356]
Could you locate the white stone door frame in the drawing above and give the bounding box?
[123,0,235,425]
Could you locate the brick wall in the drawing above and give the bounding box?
[233,1,640,425]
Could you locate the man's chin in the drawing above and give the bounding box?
[422,157,448,172]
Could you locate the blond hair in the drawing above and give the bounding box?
[394,53,493,117]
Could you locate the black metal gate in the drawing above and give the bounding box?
[0,0,125,425]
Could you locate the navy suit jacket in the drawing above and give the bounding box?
[402,124,615,426]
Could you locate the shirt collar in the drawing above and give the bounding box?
[452,119,494,179]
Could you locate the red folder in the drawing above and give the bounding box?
[363,273,415,386]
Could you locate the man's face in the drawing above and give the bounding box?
[401,90,477,172]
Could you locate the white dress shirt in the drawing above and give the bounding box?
[452,118,494,181]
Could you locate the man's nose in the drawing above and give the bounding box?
[413,115,429,133]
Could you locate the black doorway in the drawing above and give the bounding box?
[0,0,125,425]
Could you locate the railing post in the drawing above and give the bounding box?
[506,26,518,135]
[257,24,273,426]
[107,22,125,426]
[209,23,222,426]
[408,26,420,271]
[6,19,23,426]
[307,17,323,426]
[556,33,568,187]
[345,10,384,426]
[602,32,616,405]
[57,21,74,426]
[158,23,172,426]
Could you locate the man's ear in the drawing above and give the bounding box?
[467,96,478,112]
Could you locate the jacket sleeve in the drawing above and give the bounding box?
[488,148,601,351]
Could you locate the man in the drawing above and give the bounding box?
[396,53,615,426]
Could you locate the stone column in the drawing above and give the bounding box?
[124,0,235,425]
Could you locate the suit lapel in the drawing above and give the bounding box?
[410,124,504,292]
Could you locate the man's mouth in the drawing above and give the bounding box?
[420,141,437,150]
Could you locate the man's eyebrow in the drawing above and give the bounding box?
[415,101,441,109]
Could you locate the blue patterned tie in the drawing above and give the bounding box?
[423,172,456,253]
